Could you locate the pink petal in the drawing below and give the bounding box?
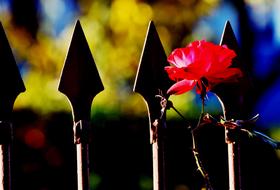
[207,46,237,74]
[167,48,192,68]
[206,68,243,84]
[164,66,186,81]
[185,60,211,78]
[167,79,196,95]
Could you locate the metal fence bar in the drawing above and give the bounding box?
[133,21,173,190]
[212,20,252,190]
[0,123,12,190]
[58,20,104,190]
[0,22,25,190]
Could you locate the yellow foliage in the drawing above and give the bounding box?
[1,0,221,117]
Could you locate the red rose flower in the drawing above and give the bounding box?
[165,40,242,95]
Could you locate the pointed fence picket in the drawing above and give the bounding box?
[58,20,104,190]
[0,21,25,190]
[133,20,174,190]
[213,20,250,190]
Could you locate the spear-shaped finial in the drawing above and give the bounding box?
[133,20,173,190]
[220,21,240,61]
[58,20,104,190]
[214,20,250,119]
[0,21,25,190]
[134,21,173,130]
[59,20,104,122]
[0,22,25,120]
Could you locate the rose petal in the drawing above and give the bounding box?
[168,48,193,68]
[167,79,196,95]
[164,66,187,81]
[207,46,237,74]
[206,68,243,84]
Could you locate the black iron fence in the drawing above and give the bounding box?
[0,19,279,190]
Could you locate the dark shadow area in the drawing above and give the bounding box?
[10,109,280,190]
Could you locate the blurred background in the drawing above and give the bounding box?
[1,0,280,189]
